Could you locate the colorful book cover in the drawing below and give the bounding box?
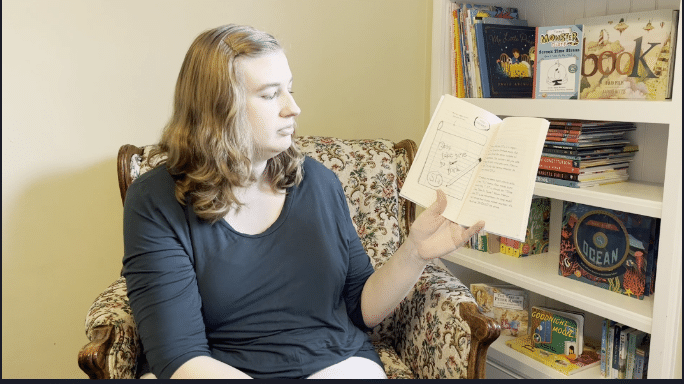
[625,329,647,379]
[530,306,584,355]
[533,25,584,99]
[499,196,550,257]
[506,335,601,376]
[477,24,536,97]
[576,9,680,100]
[470,283,530,337]
[559,201,661,299]
[452,6,466,98]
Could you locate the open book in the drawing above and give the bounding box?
[400,95,549,241]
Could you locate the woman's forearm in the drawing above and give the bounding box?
[171,356,253,379]
[360,238,428,328]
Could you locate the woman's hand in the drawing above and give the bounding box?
[407,189,485,260]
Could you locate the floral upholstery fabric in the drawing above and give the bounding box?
[83,136,476,379]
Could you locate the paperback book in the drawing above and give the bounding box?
[470,283,530,336]
[576,9,680,100]
[558,201,660,299]
[533,25,584,99]
[400,95,549,241]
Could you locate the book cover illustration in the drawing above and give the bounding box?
[499,196,550,257]
[506,335,601,376]
[558,201,660,299]
[533,25,584,99]
[470,283,530,336]
[576,9,680,100]
[478,24,537,97]
[530,306,584,355]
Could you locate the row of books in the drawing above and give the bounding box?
[450,3,679,100]
[464,196,550,256]
[536,118,639,188]
[467,197,660,301]
[600,319,650,379]
[471,283,652,377]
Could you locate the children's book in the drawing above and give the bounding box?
[533,25,584,99]
[624,328,647,379]
[558,201,661,299]
[470,283,530,336]
[530,306,584,355]
[399,95,549,241]
[499,196,550,257]
[506,335,601,376]
[476,24,536,97]
[576,9,680,100]
[633,335,650,379]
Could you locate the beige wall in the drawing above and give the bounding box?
[1,0,432,379]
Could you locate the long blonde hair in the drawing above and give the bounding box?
[150,24,304,223]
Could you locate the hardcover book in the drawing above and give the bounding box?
[506,335,601,376]
[476,24,537,97]
[531,306,585,355]
[470,283,530,336]
[533,25,584,99]
[399,95,549,241]
[576,9,680,100]
[558,201,660,299]
[499,196,550,257]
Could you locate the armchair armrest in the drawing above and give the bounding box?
[78,276,142,379]
[391,264,500,379]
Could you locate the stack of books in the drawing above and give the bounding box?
[506,306,601,376]
[600,320,650,379]
[536,119,638,188]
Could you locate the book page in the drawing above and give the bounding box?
[457,116,548,240]
[400,95,501,218]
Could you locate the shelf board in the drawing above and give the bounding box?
[487,335,603,379]
[533,181,664,218]
[464,98,679,124]
[442,249,653,333]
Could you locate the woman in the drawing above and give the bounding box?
[123,24,484,379]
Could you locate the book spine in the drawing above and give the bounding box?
[538,163,580,173]
[618,328,632,379]
[532,27,538,99]
[543,146,581,156]
[625,330,643,379]
[535,175,580,188]
[538,169,579,181]
[474,22,490,98]
[606,324,615,378]
[600,319,612,377]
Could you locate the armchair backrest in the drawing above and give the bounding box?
[117,136,417,268]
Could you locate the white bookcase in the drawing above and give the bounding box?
[431,0,682,379]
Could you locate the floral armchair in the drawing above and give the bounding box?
[78,136,499,379]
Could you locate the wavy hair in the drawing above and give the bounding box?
[149,24,304,224]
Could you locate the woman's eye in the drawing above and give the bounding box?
[262,93,277,100]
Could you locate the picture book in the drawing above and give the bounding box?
[477,24,536,98]
[451,5,466,98]
[533,25,584,99]
[530,306,584,355]
[576,9,680,100]
[558,201,661,299]
[600,319,616,377]
[499,196,550,257]
[399,95,549,241]
[470,283,530,337]
[459,4,520,97]
[506,335,601,376]
[634,336,650,379]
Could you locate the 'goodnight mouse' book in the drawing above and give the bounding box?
[399,95,549,241]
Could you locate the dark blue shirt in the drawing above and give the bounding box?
[122,157,380,379]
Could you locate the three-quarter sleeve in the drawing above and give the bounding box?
[122,168,211,379]
[334,182,376,332]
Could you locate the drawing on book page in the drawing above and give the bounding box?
[418,118,489,201]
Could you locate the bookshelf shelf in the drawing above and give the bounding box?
[442,249,654,333]
[487,335,602,379]
[533,180,664,218]
[432,0,682,378]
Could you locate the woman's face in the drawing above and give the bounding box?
[240,50,300,162]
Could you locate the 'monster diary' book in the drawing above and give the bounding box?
[533,25,584,99]
[400,95,549,241]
